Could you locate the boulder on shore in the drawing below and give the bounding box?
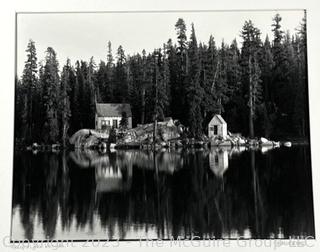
[283,141,292,147]
[118,119,183,145]
[70,129,109,149]
[259,137,273,146]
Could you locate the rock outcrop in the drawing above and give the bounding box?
[69,118,282,150]
[119,118,183,145]
[69,129,109,149]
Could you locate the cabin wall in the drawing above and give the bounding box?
[128,117,132,129]
[95,116,132,130]
[208,119,227,138]
[222,124,227,137]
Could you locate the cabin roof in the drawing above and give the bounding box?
[210,114,227,125]
[96,103,132,117]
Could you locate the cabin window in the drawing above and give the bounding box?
[113,119,118,128]
[102,120,110,125]
[214,125,218,135]
[101,120,110,130]
[101,120,107,130]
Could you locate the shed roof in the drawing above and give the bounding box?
[96,103,132,117]
[210,114,227,125]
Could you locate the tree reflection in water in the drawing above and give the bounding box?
[11,146,314,240]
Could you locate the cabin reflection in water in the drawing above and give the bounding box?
[209,148,230,177]
[69,150,133,193]
[69,149,185,193]
[95,158,132,193]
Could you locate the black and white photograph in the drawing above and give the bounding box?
[9,7,315,243]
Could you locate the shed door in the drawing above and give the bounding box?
[113,119,118,128]
[214,125,218,135]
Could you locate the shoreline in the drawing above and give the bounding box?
[15,138,309,153]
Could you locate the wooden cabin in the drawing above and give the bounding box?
[208,114,227,139]
[95,103,132,130]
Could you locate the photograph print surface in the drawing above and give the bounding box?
[11,10,314,241]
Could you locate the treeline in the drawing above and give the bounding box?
[15,13,308,145]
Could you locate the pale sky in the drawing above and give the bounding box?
[16,10,305,77]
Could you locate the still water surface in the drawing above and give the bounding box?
[11,146,314,240]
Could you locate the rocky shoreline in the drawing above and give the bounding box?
[21,118,306,152]
[67,118,295,151]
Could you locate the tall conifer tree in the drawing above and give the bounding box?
[42,47,60,143]
[21,40,38,143]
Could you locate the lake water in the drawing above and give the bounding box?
[11,146,315,240]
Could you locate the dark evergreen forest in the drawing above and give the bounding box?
[15,14,309,145]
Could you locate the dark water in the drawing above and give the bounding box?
[11,146,315,240]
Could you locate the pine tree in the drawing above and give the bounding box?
[293,13,308,137]
[60,59,72,147]
[213,41,230,114]
[88,57,97,128]
[271,14,294,136]
[226,39,242,96]
[260,35,276,137]
[174,18,188,125]
[140,49,148,124]
[143,52,155,123]
[200,35,218,126]
[114,45,127,102]
[240,20,263,138]
[14,77,23,142]
[106,41,114,101]
[224,39,242,132]
[261,36,274,102]
[152,49,169,121]
[126,53,143,126]
[271,14,285,66]
[42,47,60,144]
[37,61,46,139]
[76,61,89,128]
[21,39,38,143]
[96,61,107,102]
[162,43,171,116]
[175,18,187,54]
[167,39,179,121]
[107,41,114,68]
[248,53,263,138]
[71,61,83,130]
[271,14,288,108]
[187,24,203,138]
[120,111,128,129]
